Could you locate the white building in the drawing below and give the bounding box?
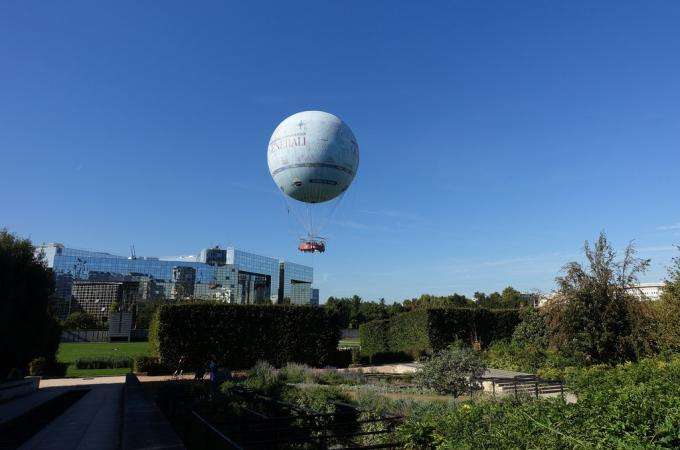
[626,282,665,301]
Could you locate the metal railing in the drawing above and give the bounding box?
[159,383,403,449]
[476,375,565,399]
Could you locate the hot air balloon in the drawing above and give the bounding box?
[268,111,359,253]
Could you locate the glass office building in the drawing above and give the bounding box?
[38,243,316,319]
[280,261,314,305]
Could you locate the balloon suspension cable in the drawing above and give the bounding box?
[313,191,347,237]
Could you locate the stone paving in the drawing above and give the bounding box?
[18,383,123,450]
[1,375,192,450]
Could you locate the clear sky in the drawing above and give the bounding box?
[2,1,679,302]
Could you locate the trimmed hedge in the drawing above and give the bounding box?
[359,308,521,361]
[150,304,341,370]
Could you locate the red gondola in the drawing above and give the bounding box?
[298,238,325,253]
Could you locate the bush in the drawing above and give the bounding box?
[62,311,104,330]
[511,307,549,348]
[280,362,314,383]
[360,308,521,363]
[243,360,283,395]
[414,344,487,397]
[399,355,680,448]
[150,304,340,370]
[317,369,366,386]
[133,356,170,375]
[28,357,68,378]
[74,356,132,369]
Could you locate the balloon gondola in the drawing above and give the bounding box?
[268,111,359,253]
[298,237,326,253]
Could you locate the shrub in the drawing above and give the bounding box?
[28,357,68,377]
[317,369,365,386]
[511,307,549,348]
[150,304,340,370]
[414,344,487,397]
[62,311,103,330]
[484,340,547,373]
[399,356,680,448]
[280,362,314,383]
[133,356,171,375]
[74,356,132,369]
[243,360,283,395]
[282,385,358,439]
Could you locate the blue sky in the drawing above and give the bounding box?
[2,1,679,302]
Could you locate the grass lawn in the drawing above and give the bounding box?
[339,338,360,348]
[57,342,151,377]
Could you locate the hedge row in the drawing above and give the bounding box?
[150,304,341,370]
[359,308,521,361]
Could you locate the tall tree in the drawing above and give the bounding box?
[657,247,680,350]
[0,230,61,377]
[544,232,653,364]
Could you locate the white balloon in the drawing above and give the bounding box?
[267,111,359,204]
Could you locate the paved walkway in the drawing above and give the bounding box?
[19,382,123,450]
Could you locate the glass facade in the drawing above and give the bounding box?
[280,261,313,305]
[37,243,314,319]
[227,248,281,303]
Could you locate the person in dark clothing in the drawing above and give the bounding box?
[208,353,219,391]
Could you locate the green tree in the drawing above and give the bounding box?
[0,230,61,378]
[657,247,680,350]
[544,232,654,364]
[512,307,549,348]
[414,343,487,396]
[403,293,476,310]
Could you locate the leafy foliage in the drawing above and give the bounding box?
[543,232,656,364]
[150,303,341,370]
[133,356,170,375]
[280,362,315,383]
[360,308,521,362]
[62,311,103,330]
[414,344,487,397]
[28,357,68,377]
[398,355,680,448]
[474,286,532,309]
[511,307,549,348]
[324,295,400,329]
[402,293,476,310]
[0,229,61,378]
[244,360,284,395]
[657,247,680,350]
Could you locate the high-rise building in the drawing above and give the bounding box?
[37,243,317,319]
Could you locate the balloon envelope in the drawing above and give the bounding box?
[267,111,359,204]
